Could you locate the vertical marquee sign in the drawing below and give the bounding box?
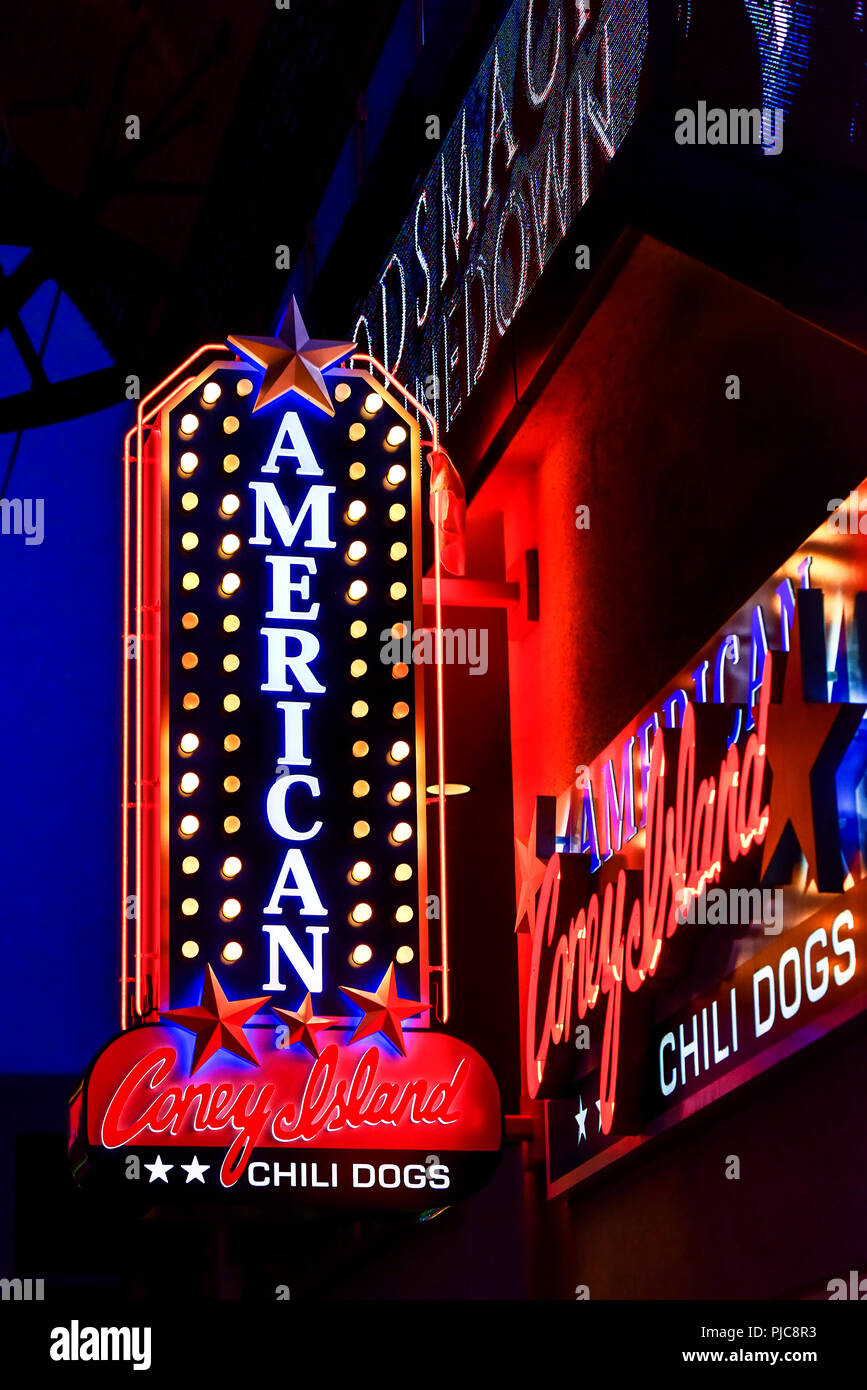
[162,315,429,1014]
[69,302,502,1209]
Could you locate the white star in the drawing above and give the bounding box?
[180,1155,210,1184]
[574,1097,588,1143]
[594,1099,603,1132]
[144,1154,173,1183]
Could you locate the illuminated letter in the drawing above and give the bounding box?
[276,701,312,767]
[599,737,637,861]
[463,257,490,394]
[266,555,319,620]
[577,26,615,207]
[353,312,375,363]
[414,191,431,327]
[661,689,688,729]
[263,849,326,916]
[636,713,659,822]
[266,775,323,842]
[523,0,561,107]
[776,577,795,651]
[578,776,601,872]
[778,946,802,1020]
[493,193,530,334]
[659,1032,677,1096]
[832,910,856,985]
[753,963,775,1036]
[804,928,829,1002]
[262,411,323,476]
[260,628,326,694]
[484,45,517,207]
[528,95,572,271]
[379,254,407,375]
[440,109,476,286]
[747,604,768,728]
[679,1015,700,1085]
[713,634,740,703]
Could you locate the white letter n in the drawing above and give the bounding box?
[262,924,329,992]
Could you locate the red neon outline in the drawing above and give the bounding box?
[124,346,450,1027]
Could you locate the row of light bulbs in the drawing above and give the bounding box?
[340,478,417,930]
[179,569,412,605]
[178,939,416,968]
[178,384,408,445]
[178,452,406,485]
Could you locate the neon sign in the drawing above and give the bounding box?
[354,0,649,430]
[527,662,774,1125]
[71,1021,500,1205]
[71,302,502,1210]
[520,488,867,1194]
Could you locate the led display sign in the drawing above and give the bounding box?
[70,302,502,1209]
[354,0,648,432]
[518,489,867,1195]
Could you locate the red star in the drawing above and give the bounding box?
[160,965,270,1074]
[272,994,341,1059]
[340,965,424,1055]
[760,601,865,893]
[514,806,548,934]
[228,297,355,415]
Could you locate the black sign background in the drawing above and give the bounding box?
[162,365,427,1016]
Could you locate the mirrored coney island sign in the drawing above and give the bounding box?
[518,491,867,1197]
[69,301,501,1209]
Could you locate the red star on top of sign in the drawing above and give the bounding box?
[228,297,355,416]
[160,965,270,1074]
[272,994,341,1059]
[514,805,548,934]
[340,965,425,1056]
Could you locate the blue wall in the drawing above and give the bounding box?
[0,245,128,1074]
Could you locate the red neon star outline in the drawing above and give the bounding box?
[272,993,342,1059]
[339,965,424,1056]
[228,297,355,416]
[160,965,270,1074]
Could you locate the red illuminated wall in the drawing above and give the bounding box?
[465,234,867,1298]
